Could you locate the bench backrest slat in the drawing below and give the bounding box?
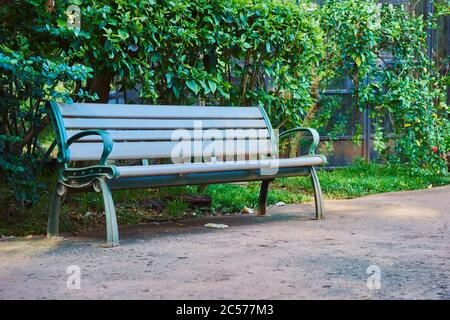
[66,129,270,142]
[53,103,275,163]
[63,118,267,130]
[68,140,273,161]
[59,103,263,119]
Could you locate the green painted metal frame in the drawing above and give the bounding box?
[46,101,326,246]
[278,127,320,156]
[109,167,311,190]
[258,105,278,157]
[47,101,70,164]
[309,166,324,219]
[256,110,326,219]
[66,130,114,166]
[277,126,326,219]
[257,180,271,216]
[46,101,120,246]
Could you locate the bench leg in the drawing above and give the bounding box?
[257,180,270,216]
[97,179,119,247]
[47,187,62,238]
[310,166,324,219]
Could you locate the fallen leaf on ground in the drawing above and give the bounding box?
[84,211,95,218]
[242,206,255,214]
[204,223,229,229]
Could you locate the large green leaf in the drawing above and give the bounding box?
[186,79,201,95]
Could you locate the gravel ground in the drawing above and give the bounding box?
[0,186,449,300]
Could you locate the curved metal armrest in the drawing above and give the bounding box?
[66,130,113,165]
[277,127,320,155]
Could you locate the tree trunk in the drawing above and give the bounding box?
[285,69,322,157]
[303,71,322,126]
[88,71,113,103]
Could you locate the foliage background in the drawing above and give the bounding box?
[0,0,448,211]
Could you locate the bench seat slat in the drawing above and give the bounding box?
[59,103,263,119]
[68,140,273,161]
[109,167,312,190]
[116,156,325,177]
[63,118,267,130]
[66,129,270,142]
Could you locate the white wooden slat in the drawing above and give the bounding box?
[66,129,270,142]
[68,140,274,161]
[59,103,263,119]
[62,118,267,130]
[117,156,325,177]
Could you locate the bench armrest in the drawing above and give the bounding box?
[66,130,113,165]
[277,127,320,155]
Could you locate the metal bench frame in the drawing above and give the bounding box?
[47,101,326,246]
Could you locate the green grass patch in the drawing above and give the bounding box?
[275,161,450,199]
[1,162,448,236]
[205,183,310,214]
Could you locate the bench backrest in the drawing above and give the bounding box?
[48,102,276,164]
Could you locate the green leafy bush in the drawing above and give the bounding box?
[0,1,93,206]
[120,0,322,128]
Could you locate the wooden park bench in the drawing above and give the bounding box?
[47,101,327,246]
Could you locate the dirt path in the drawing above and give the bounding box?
[0,186,449,299]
